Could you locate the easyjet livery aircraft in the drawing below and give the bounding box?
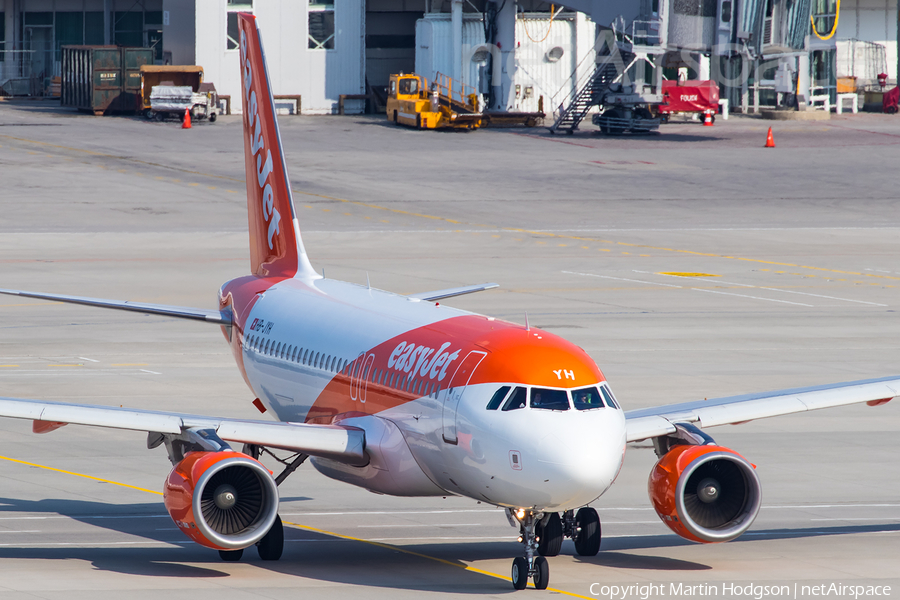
[1,14,898,591]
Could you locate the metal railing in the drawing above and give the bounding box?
[432,72,478,109]
[625,20,663,47]
[548,45,598,120]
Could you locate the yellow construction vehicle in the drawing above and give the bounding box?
[386,73,484,130]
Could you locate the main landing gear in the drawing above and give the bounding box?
[508,507,602,591]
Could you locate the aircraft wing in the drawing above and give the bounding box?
[409,282,499,302]
[0,288,231,325]
[624,375,900,443]
[0,397,366,464]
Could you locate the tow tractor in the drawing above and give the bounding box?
[386,73,484,130]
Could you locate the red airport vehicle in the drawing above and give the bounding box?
[657,80,720,123]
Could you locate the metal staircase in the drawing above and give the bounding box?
[549,51,636,134]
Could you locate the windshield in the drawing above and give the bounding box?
[530,387,570,411]
[399,78,419,95]
[572,386,605,410]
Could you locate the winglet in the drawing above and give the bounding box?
[237,13,317,280]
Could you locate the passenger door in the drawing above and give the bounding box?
[441,351,487,444]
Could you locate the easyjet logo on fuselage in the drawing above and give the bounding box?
[388,341,460,382]
[240,28,280,250]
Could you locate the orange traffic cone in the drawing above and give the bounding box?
[764,127,775,148]
[703,112,714,126]
[182,108,192,129]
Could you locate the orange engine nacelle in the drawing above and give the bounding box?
[649,444,761,543]
[164,450,279,550]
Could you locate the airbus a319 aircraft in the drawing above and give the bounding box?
[1,14,898,591]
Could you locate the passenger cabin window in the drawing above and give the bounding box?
[486,386,511,410]
[572,386,605,410]
[531,388,570,411]
[502,386,527,411]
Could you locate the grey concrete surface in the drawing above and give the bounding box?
[0,102,898,599]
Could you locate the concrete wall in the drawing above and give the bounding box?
[162,0,195,66]
[192,0,365,115]
[836,0,897,81]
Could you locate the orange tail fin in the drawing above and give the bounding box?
[237,13,316,278]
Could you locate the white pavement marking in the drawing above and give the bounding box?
[0,515,169,521]
[367,536,514,541]
[0,531,40,533]
[140,369,161,375]
[561,271,683,288]
[77,357,99,363]
[645,271,888,307]
[357,524,482,528]
[566,270,814,306]
[810,517,900,521]
[692,288,814,306]
[281,510,499,516]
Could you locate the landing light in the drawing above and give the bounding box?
[515,508,526,520]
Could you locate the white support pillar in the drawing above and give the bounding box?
[451,0,462,82]
[492,0,516,110]
[698,54,710,80]
[797,53,811,104]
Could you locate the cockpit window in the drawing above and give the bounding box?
[486,385,511,410]
[530,387,570,411]
[572,386,605,410]
[501,386,527,411]
[600,385,619,409]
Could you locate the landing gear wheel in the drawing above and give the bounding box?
[218,548,243,561]
[574,507,601,556]
[533,556,550,590]
[257,514,284,561]
[511,556,528,590]
[537,512,563,556]
[209,111,217,123]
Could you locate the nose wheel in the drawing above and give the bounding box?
[510,510,551,590]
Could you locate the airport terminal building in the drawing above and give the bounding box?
[0,0,897,114]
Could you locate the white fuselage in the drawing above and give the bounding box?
[236,276,627,511]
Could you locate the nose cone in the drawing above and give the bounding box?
[460,405,627,511]
[528,409,627,509]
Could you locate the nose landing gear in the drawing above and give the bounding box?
[510,510,550,590]
[507,506,603,590]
